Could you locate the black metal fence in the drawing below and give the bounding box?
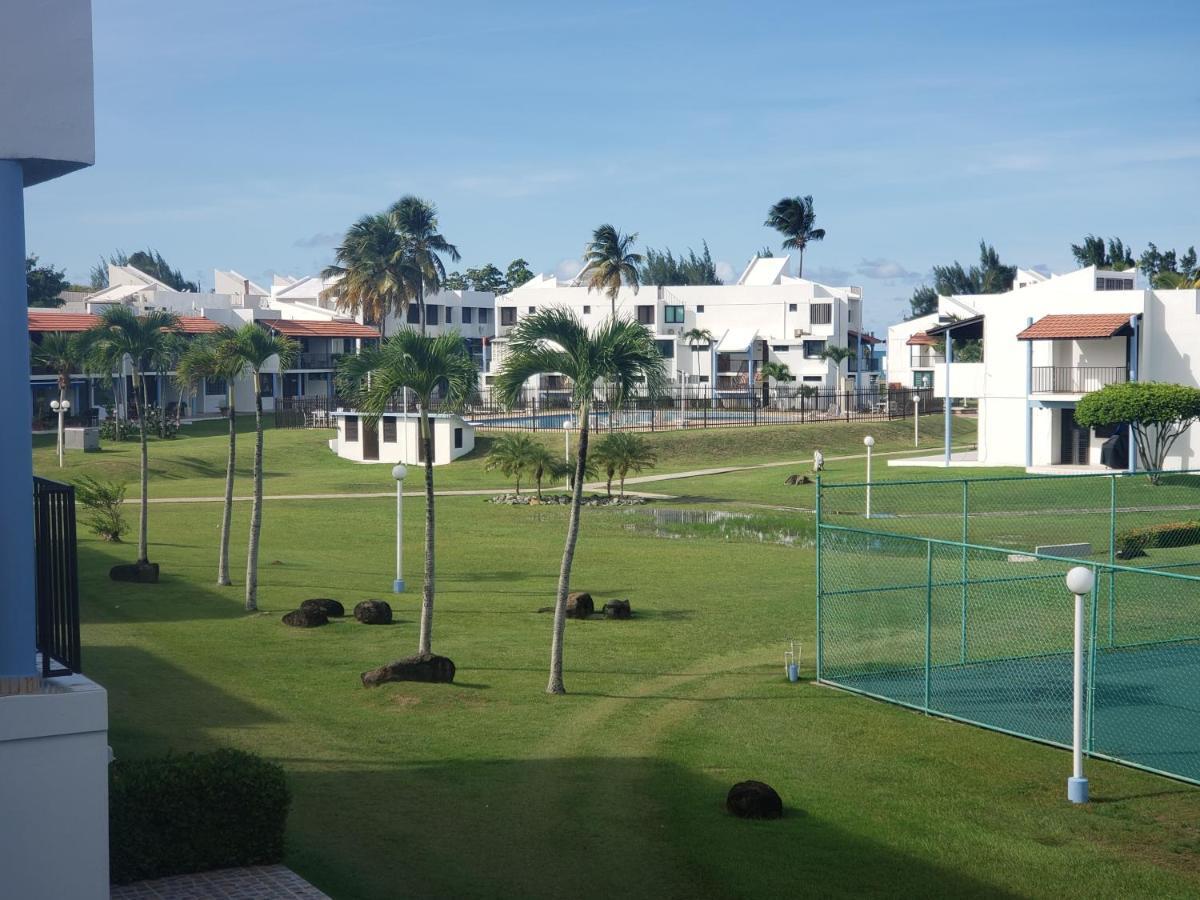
[33,477,82,677]
[277,385,936,433]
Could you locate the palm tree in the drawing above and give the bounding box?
[31,331,88,467]
[175,329,243,585]
[758,360,793,408]
[389,195,461,333]
[339,329,477,655]
[819,345,852,413]
[682,327,713,386]
[764,195,826,277]
[526,443,559,500]
[86,307,181,570]
[495,308,667,694]
[581,224,643,316]
[224,325,299,611]
[485,432,538,496]
[321,213,422,336]
[591,440,618,497]
[593,433,657,498]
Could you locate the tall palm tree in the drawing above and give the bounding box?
[581,224,643,316]
[764,195,826,277]
[321,213,422,336]
[682,327,713,386]
[819,345,852,413]
[175,329,243,585]
[31,331,88,467]
[339,329,477,655]
[758,360,793,409]
[389,195,461,333]
[86,307,181,570]
[225,324,299,611]
[495,309,667,694]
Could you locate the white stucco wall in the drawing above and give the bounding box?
[333,413,474,465]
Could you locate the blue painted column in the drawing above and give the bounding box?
[0,160,36,679]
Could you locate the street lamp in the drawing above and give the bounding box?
[913,393,921,447]
[1065,566,1095,804]
[50,398,71,467]
[392,463,408,593]
[863,434,875,518]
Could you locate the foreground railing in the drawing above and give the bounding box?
[33,477,81,677]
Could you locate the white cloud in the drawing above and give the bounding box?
[806,265,853,284]
[556,258,584,281]
[449,168,579,199]
[715,261,736,283]
[856,258,921,281]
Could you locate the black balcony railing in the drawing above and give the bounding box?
[848,357,880,373]
[1031,366,1127,394]
[33,477,81,677]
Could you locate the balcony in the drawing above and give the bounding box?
[848,357,880,373]
[1031,366,1127,394]
[295,352,345,370]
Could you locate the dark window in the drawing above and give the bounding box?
[477,308,490,324]
[789,303,798,312]
[1097,277,1134,291]
[810,304,832,325]
[772,345,789,353]
[803,375,823,383]
[664,305,684,324]
[656,339,675,359]
[204,377,227,395]
[528,306,536,314]
[698,375,709,383]
[454,427,463,449]
[346,415,359,442]
[426,305,440,325]
[637,305,655,325]
[501,307,516,326]
[803,340,826,359]
[696,304,705,313]
[407,305,421,324]
[444,307,453,323]
[461,306,474,324]
[582,305,591,314]
[382,417,397,443]
[257,373,275,396]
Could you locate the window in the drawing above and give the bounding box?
[696,304,704,313]
[636,305,655,325]
[426,305,440,326]
[407,305,421,324]
[382,417,397,443]
[582,305,591,315]
[655,339,675,359]
[257,373,275,396]
[1097,277,1134,291]
[772,344,789,353]
[802,375,822,383]
[698,375,709,383]
[461,306,474,324]
[788,303,797,312]
[444,307,453,324]
[454,427,463,449]
[803,340,826,359]
[528,306,536,314]
[914,371,933,388]
[477,308,490,324]
[664,305,684,324]
[345,415,359,442]
[204,377,227,395]
[810,303,832,325]
[501,307,516,326]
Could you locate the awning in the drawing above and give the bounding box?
[925,314,984,341]
[265,319,380,339]
[715,327,759,353]
[1017,313,1135,341]
[906,332,936,347]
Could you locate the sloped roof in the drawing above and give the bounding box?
[176,316,223,334]
[1017,313,1135,341]
[28,311,100,332]
[265,319,380,338]
[849,329,881,346]
[716,327,759,353]
[906,332,936,346]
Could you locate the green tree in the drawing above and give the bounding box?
[389,195,461,332]
[485,432,539,495]
[581,224,643,316]
[819,344,853,410]
[526,443,560,500]
[592,433,657,497]
[1071,235,1135,270]
[764,195,825,277]
[322,212,421,335]
[506,258,534,291]
[26,255,69,307]
[339,329,477,654]
[758,360,793,408]
[1139,243,1199,288]
[1075,382,1200,482]
[908,240,1015,316]
[86,307,182,569]
[30,331,89,466]
[443,271,467,290]
[909,285,938,318]
[91,249,197,292]
[495,309,667,693]
[175,329,244,585]
[224,325,299,610]
[638,241,721,285]
[682,327,713,382]
[73,476,129,542]
[464,263,507,294]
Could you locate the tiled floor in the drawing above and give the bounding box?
[110,865,329,899]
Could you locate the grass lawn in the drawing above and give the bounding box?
[38,421,1200,898]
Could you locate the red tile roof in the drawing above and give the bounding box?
[265,319,380,338]
[176,316,223,334]
[906,332,936,346]
[28,311,100,332]
[1017,313,1135,341]
[849,329,881,345]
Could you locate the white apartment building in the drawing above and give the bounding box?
[886,264,1200,471]
[486,256,877,395]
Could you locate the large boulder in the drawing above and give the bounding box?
[109,562,159,583]
[301,598,345,618]
[361,653,456,687]
[602,599,632,620]
[282,608,328,628]
[726,781,783,819]
[354,599,393,625]
[566,591,594,619]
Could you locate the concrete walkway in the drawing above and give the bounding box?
[111,865,328,899]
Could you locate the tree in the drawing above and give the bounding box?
[225,325,299,610]
[909,285,938,318]
[464,263,507,294]
[322,212,421,334]
[1071,235,1135,270]
[495,309,667,693]
[526,443,560,500]
[443,271,467,290]
[1139,243,1199,288]
[682,327,713,383]
[30,331,88,466]
[908,240,1015,316]
[389,195,461,332]
[764,195,825,277]
[758,360,793,408]
[581,224,643,316]
[26,255,69,307]
[485,432,538,495]
[592,433,657,497]
[175,329,243,585]
[91,249,197,292]
[506,258,534,291]
[637,242,721,286]
[73,476,129,542]
[1075,382,1200,482]
[819,344,853,411]
[339,329,477,654]
[86,307,181,570]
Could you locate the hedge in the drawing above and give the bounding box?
[110,748,290,885]
[1115,521,1200,559]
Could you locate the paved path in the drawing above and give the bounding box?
[111,864,328,899]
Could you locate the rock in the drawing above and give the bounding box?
[354,599,393,625]
[109,562,160,583]
[784,473,812,485]
[361,653,456,687]
[282,608,328,628]
[301,598,345,618]
[726,781,783,819]
[566,591,594,619]
[603,599,632,620]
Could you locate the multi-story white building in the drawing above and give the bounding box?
[486,256,877,395]
[886,264,1200,471]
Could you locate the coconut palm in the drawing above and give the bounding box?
[764,195,825,277]
[485,432,538,496]
[175,329,243,585]
[495,308,667,694]
[389,195,461,333]
[581,224,643,316]
[682,327,713,386]
[321,213,422,336]
[31,331,89,467]
[593,433,657,498]
[339,329,477,655]
[224,324,299,611]
[86,307,181,569]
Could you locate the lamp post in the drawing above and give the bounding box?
[392,463,407,593]
[562,417,575,487]
[864,434,875,518]
[913,393,921,447]
[50,397,70,467]
[1065,566,1095,804]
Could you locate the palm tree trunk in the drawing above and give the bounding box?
[245,374,264,611]
[547,406,590,694]
[418,406,435,655]
[619,472,626,498]
[418,283,426,336]
[798,246,804,278]
[137,374,150,565]
[217,391,236,586]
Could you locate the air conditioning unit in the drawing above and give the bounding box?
[793,328,808,338]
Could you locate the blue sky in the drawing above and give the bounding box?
[23,0,1200,332]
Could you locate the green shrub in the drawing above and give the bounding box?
[1115,521,1200,559]
[109,749,290,885]
[74,475,128,542]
